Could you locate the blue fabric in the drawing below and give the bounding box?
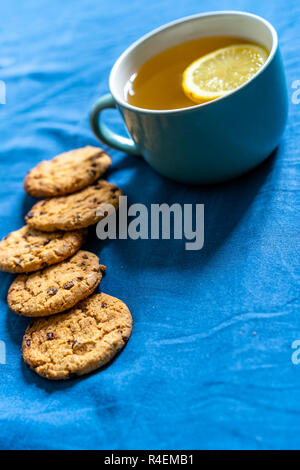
[0,0,299,451]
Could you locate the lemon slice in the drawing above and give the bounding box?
[182,44,268,103]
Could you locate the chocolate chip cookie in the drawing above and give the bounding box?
[0,225,86,273]
[24,146,111,197]
[8,250,104,317]
[25,180,122,232]
[22,292,133,380]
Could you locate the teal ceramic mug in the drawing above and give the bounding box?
[90,11,288,184]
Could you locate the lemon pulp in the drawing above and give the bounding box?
[182,44,268,103]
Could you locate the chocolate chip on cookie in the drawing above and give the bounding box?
[63,281,74,290]
[24,146,112,197]
[47,287,58,296]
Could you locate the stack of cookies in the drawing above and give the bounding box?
[0,146,132,380]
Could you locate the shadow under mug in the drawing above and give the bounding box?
[90,11,288,184]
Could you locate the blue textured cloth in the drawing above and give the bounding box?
[0,0,299,450]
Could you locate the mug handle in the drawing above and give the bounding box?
[90,93,140,155]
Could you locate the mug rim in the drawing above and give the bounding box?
[109,10,278,115]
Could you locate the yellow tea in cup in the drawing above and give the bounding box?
[125,36,268,110]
